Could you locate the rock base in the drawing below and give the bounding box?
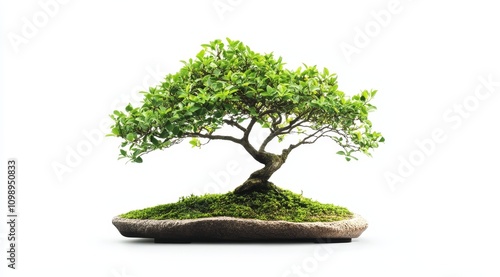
[112,214,368,243]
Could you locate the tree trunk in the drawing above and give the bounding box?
[233,152,287,195]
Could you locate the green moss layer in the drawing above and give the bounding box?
[120,187,353,222]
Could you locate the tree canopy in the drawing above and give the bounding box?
[109,38,384,193]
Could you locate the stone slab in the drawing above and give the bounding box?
[112,214,368,243]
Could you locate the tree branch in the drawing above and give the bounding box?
[183,132,242,144]
[243,117,257,141]
[223,119,246,132]
[234,117,267,163]
[287,126,332,152]
[269,113,282,131]
[258,113,310,152]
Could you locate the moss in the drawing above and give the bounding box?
[120,187,353,222]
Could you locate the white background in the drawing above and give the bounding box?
[1,0,500,276]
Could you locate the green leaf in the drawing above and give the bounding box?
[159,130,169,138]
[120,149,127,156]
[196,49,206,60]
[111,127,120,136]
[189,138,201,148]
[150,136,160,146]
[165,122,174,132]
[172,126,180,136]
[362,90,369,100]
[134,156,143,163]
[336,151,345,156]
[125,104,133,112]
[126,133,137,141]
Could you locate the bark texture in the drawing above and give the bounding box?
[233,151,289,195]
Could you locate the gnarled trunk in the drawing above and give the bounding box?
[233,152,287,195]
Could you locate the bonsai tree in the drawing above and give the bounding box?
[109,38,384,195]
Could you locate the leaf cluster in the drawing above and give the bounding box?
[109,38,384,163]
